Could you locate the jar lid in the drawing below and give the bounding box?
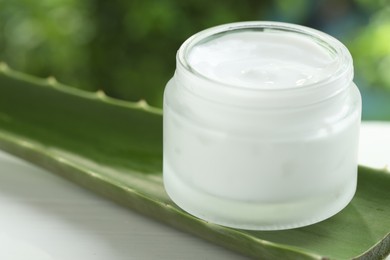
[176,21,353,108]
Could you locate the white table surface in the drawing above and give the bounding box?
[0,121,389,260]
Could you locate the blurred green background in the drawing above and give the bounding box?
[1,0,390,120]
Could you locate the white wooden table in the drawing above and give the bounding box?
[0,121,389,260]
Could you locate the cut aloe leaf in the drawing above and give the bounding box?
[0,63,389,259]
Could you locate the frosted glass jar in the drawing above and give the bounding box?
[163,21,361,230]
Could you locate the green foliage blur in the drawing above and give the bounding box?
[1,0,390,120]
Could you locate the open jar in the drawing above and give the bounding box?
[163,21,361,230]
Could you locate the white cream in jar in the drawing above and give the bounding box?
[163,22,361,230]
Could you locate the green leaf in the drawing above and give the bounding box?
[0,63,389,259]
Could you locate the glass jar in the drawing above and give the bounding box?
[163,21,361,230]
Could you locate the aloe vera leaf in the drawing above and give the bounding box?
[0,63,389,260]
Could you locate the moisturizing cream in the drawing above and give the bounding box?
[163,21,361,230]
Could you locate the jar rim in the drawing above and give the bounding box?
[177,21,353,93]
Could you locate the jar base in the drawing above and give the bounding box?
[163,164,357,230]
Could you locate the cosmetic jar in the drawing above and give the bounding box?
[163,21,361,230]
